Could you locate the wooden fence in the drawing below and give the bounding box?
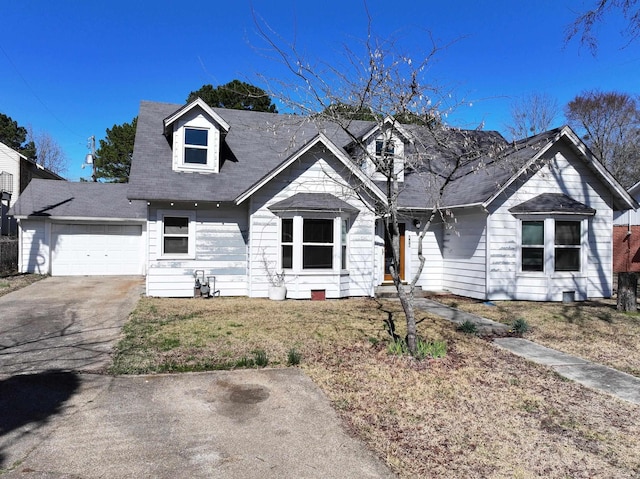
[0,237,18,276]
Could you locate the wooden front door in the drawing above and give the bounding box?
[384,223,405,282]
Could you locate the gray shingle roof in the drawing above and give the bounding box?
[509,193,596,215]
[128,100,512,207]
[268,192,358,213]
[127,101,631,212]
[128,101,373,202]
[10,179,146,219]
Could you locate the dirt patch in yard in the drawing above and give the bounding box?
[0,273,46,298]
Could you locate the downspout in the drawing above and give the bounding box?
[483,206,490,301]
[247,197,253,297]
[626,208,632,272]
[16,218,22,273]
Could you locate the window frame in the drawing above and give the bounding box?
[172,114,220,173]
[521,220,545,272]
[183,127,209,165]
[554,220,581,272]
[517,216,586,275]
[158,210,196,259]
[279,214,350,273]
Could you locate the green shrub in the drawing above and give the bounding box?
[511,318,530,335]
[387,338,447,359]
[458,320,478,335]
[287,348,302,366]
[387,339,408,355]
[416,340,447,359]
[253,349,269,367]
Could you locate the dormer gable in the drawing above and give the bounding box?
[163,98,230,174]
[359,117,412,182]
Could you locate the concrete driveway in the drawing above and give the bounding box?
[0,276,144,376]
[0,277,394,478]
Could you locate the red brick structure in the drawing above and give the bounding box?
[613,225,640,273]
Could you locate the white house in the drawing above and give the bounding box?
[11,99,637,301]
[0,140,64,235]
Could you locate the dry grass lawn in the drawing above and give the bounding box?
[0,273,46,297]
[111,296,640,478]
[433,295,640,378]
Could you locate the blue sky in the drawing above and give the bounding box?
[1,1,639,181]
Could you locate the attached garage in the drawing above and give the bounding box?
[51,223,144,275]
[11,180,147,276]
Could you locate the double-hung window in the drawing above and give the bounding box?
[375,139,394,157]
[159,210,195,258]
[184,128,208,165]
[520,219,582,273]
[163,217,189,254]
[521,221,544,272]
[302,219,334,269]
[280,216,349,271]
[554,221,581,271]
[281,218,293,269]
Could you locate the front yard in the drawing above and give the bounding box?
[111,296,640,478]
[433,295,640,377]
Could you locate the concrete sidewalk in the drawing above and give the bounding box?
[494,338,640,405]
[413,298,640,406]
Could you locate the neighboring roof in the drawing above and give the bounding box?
[0,141,65,181]
[10,179,146,219]
[268,192,358,213]
[509,193,596,215]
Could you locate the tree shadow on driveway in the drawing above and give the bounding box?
[0,371,80,469]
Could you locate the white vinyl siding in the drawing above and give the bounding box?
[248,144,376,299]
[18,219,49,274]
[486,143,613,301]
[441,211,487,299]
[147,204,248,297]
[0,142,21,208]
[405,222,444,292]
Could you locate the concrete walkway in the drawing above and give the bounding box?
[412,298,640,406]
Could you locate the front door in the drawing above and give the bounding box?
[384,223,405,282]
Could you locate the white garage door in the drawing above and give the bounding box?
[51,223,143,275]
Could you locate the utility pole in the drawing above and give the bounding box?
[83,136,97,182]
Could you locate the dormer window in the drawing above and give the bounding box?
[184,128,208,165]
[375,139,395,157]
[164,98,230,174]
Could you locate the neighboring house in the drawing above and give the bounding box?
[0,140,64,236]
[613,181,640,276]
[11,99,638,301]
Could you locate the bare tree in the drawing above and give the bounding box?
[506,92,560,140]
[566,0,640,54]
[26,126,68,175]
[253,13,504,355]
[565,90,640,187]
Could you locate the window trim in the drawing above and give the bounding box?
[183,127,209,165]
[521,220,544,272]
[517,216,586,275]
[158,210,196,259]
[172,114,220,174]
[279,214,350,273]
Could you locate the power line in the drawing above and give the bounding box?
[0,43,85,139]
